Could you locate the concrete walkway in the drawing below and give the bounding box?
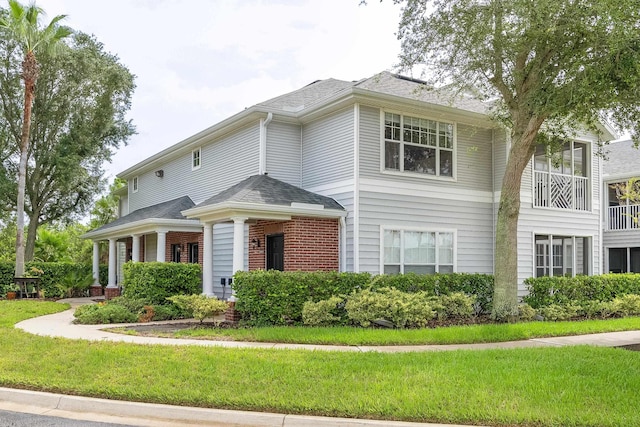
[15,297,640,352]
[6,297,640,427]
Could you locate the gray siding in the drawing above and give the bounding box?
[266,121,301,186]
[302,107,354,188]
[144,234,157,262]
[210,223,249,299]
[129,123,261,211]
[604,231,640,248]
[358,105,494,193]
[357,187,494,275]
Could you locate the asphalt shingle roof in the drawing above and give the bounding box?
[194,175,344,211]
[256,71,491,116]
[603,140,640,177]
[91,196,195,232]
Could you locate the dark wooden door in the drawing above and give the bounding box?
[267,234,284,271]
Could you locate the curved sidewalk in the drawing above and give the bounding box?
[15,298,640,352]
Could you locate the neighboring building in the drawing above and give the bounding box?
[603,139,640,273]
[83,71,615,299]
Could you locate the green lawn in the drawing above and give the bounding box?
[2,300,640,427]
[121,317,640,345]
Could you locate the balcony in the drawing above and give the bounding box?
[534,171,589,211]
[607,204,640,231]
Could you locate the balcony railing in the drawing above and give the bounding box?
[607,204,640,231]
[534,171,589,211]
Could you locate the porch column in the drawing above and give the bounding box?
[107,238,117,287]
[231,216,248,301]
[202,223,214,296]
[92,241,100,285]
[131,234,141,262]
[156,230,167,262]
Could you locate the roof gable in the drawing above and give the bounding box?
[604,140,640,178]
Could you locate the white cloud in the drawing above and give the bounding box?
[36,0,403,179]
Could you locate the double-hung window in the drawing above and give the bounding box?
[534,141,589,210]
[192,147,201,170]
[383,229,455,274]
[384,112,455,178]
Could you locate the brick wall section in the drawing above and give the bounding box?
[165,232,204,265]
[249,216,339,271]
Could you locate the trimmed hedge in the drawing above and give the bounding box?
[0,262,108,298]
[523,274,640,308]
[122,262,201,305]
[233,270,372,325]
[233,271,494,326]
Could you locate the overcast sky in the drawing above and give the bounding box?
[36,0,404,181]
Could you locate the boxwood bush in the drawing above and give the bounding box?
[523,274,640,308]
[122,262,201,305]
[233,271,493,326]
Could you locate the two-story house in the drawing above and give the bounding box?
[603,139,640,273]
[83,71,615,299]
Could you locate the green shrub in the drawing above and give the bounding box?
[524,274,640,308]
[234,270,372,325]
[73,303,137,324]
[345,287,436,328]
[152,304,189,321]
[108,297,149,315]
[302,296,345,326]
[123,262,201,305]
[538,303,580,321]
[234,271,493,326]
[436,292,475,320]
[517,303,537,321]
[167,294,228,323]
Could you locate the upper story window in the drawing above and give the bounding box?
[132,176,138,193]
[192,148,201,170]
[383,228,455,274]
[534,141,589,211]
[606,180,640,231]
[384,112,455,178]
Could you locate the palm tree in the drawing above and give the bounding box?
[0,0,71,277]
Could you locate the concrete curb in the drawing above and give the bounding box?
[0,387,481,427]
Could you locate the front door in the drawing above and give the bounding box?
[267,234,284,271]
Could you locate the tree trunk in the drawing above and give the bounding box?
[492,117,544,319]
[25,212,39,262]
[15,51,38,277]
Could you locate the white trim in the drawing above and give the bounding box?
[354,103,360,272]
[191,147,202,171]
[82,218,202,240]
[360,177,493,204]
[379,225,458,274]
[532,232,595,277]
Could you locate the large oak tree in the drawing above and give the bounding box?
[392,0,640,317]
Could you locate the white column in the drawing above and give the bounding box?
[156,230,167,262]
[92,241,100,285]
[202,223,214,296]
[231,217,248,301]
[107,238,117,288]
[132,234,141,262]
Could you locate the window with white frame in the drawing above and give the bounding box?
[533,141,589,210]
[535,234,590,277]
[383,229,454,274]
[132,176,138,193]
[384,112,455,177]
[192,147,201,170]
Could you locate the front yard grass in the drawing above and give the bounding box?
[110,316,640,346]
[2,300,640,427]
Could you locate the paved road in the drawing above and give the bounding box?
[0,409,137,426]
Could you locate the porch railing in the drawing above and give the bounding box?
[534,171,589,211]
[607,204,640,231]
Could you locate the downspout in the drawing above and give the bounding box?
[340,216,347,272]
[259,112,273,175]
